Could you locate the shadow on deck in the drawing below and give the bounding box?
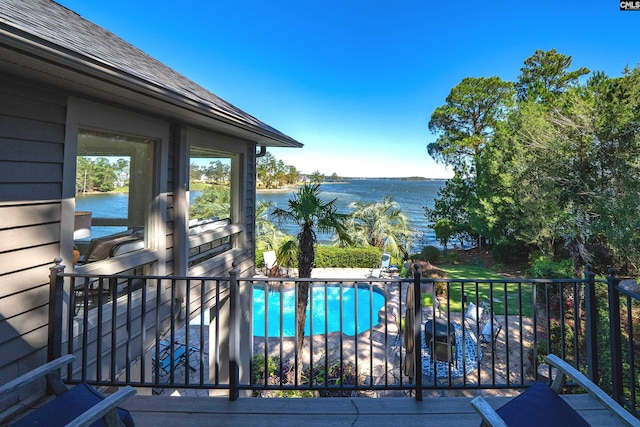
[123,393,625,426]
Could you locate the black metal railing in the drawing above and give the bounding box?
[47,260,638,414]
[49,260,231,394]
[606,268,640,418]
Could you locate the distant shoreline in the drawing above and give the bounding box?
[256,177,448,193]
[78,177,449,196]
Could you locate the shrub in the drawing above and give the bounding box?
[412,260,447,279]
[252,353,364,398]
[490,237,528,264]
[419,245,441,263]
[255,246,381,269]
[528,256,573,279]
[444,251,459,264]
[411,259,448,295]
[314,246,381,268]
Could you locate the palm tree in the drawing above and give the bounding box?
[343,197,413,260]
[255,200,288,252]
[189,185,230,220]
[272,183,352,381]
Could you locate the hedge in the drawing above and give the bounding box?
[256,246,382,269]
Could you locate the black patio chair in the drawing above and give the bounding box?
[0,355,135,426]
[471,354,640,427]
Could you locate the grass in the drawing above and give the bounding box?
[435,264,535,317]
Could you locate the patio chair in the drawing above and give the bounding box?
[464,301,501,348]
[479,316,502,349]
[391,312,405,354]
[73,231,145,312]
[262,250,281,277]
[78,230,144,264]
[0,354,135,426]
[381,252,391,272]
[370,252,392,278]
[153,339,198,376]
[471,354,640,427]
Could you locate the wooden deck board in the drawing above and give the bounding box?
[122,394,631,426]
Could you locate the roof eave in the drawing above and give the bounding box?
[0,25,303,148]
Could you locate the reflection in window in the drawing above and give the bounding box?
[188,147,234,265]
[75,129,153,249]
[189,155,231,222]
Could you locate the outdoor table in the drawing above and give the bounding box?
[424,318,456,349]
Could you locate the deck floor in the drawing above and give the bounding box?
[122,393,629,426]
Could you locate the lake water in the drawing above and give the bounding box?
[76,179,447,251]
[256,179,446,251]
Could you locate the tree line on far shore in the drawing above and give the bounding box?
[256,152,339,188]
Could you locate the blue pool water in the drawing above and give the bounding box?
[253,285,385,337]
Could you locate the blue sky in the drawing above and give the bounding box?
[58,1,639,178]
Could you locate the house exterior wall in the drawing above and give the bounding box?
[0,75,67,381]
[0,70,258,386]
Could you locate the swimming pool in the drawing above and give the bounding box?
[253,284,386,337]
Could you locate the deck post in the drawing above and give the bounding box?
[413,266,422,401]
[583,264,598,384]
[228,264,240,401]
[48,258,66,362]
[606,268,623,403]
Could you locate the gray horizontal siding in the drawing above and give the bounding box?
[0,76,66,203]
[0,75,67,373]
[0,203,61,229]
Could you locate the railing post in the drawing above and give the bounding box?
[583,263,598,384]
[228,263,240,401]
[607,267,623,403]
[48,258,65,362]
[413,265,422,401]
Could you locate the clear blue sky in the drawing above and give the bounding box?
[58,0,639,178]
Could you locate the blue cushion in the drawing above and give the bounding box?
[495,381,589,427]
[12,383,134,427]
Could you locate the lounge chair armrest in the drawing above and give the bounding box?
[0,355,75,398]
[545,354,640,426]
[65,386,137,427]
[470,396,508,427]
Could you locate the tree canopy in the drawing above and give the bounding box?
[76,156,128,193]
[343,197,413,260]
[426,49,640,274]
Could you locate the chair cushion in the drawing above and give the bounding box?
[465,302,482,322]
[495,381,589,427]
[12,383,134,427]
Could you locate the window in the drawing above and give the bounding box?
[187,146,235,266]
[74,130,154,260]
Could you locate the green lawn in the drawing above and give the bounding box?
[429,264,534,317]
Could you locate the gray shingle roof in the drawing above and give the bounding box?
[0,0,301,147]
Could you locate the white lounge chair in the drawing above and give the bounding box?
[262,250,281,277]
[370,252,392,278]
[381,252,391,272]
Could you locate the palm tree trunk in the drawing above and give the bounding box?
[295,223,315,383]
[296,282,309,383]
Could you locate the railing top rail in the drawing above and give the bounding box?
[58,270,605,286]
[58,272,230,281]
[236,277,410,283]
